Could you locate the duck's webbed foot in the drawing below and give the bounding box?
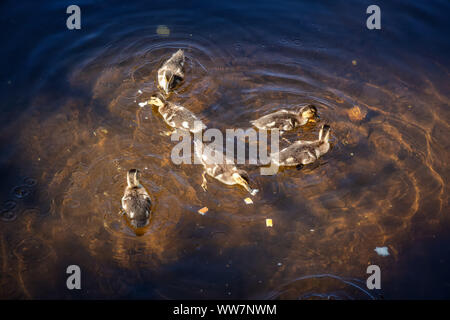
[201,171,208,192]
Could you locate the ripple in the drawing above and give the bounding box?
[12,185,32,199]
[13,238,52,264]
[64,199,81,209]
[23,177,38,187]
[22,208,41,216]
[267,274,376,300]
[0,209,18,222]
[3,200,17,211]
[2,0,448,300]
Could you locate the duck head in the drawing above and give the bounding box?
[298,104,319,123]
[148,94,165,108]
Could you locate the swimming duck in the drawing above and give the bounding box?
[148,95,206,134]
[271,124,331,167]
[250,104,318,134]
[194,138,259,195]
[121,169,152,228]
[148,95,206,133]
[157,49,185,95]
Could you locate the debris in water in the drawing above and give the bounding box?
[266,219,273,227]
[347,105,366,121]
[198,207,208,215]
[244,197,253,204]
[352,60,357,66]
[156,25,170,36]
[139,101,148,107]
[138,89,143,94]
[374,247,389,257]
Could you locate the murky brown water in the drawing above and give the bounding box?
[0,0,449,299]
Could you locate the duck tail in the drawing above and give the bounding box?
[174,49,185,61]
[127,169,140,187]
[319,124,331,142]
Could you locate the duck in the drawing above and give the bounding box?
[121,169,152,228]
[148,94,207,134]
[250,104,318,134]
[193,138,259,195]
[271,124,331,167]
[157,49,185,95]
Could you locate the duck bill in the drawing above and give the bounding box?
[308,119,316,124]
[309,114,320,123]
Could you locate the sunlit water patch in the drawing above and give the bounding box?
[0,0,448,299]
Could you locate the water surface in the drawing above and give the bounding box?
[0,0,449,299]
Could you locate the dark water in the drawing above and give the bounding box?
[0,0,449,299]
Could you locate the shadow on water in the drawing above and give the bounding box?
[0,0,449,298]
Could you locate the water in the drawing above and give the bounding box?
[0,0,449,299]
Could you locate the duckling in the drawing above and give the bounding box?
[271,124,331,167]
[148,94,206,134]
[157,49,185,95]
[194,138,258,195]
[121,169,152,228]
[250,104,318,134]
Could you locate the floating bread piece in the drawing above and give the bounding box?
[198,207,208,215]
[266,219,273,227]
[156,25,170,36]
[347,105,366,121]
[138,101,148,107]
[374,246,389,257]
[244,197,253,205]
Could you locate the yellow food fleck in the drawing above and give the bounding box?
[352,60,357,66]
[266,219,273,227]
[347,105,366,121]
[198,207,208,215]
[156,25,170,36]
[244,198,253,204]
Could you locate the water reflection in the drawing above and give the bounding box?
[0,0,448,299]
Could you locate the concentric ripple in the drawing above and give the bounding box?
[266,274,376,300]
[0,0,448,299]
